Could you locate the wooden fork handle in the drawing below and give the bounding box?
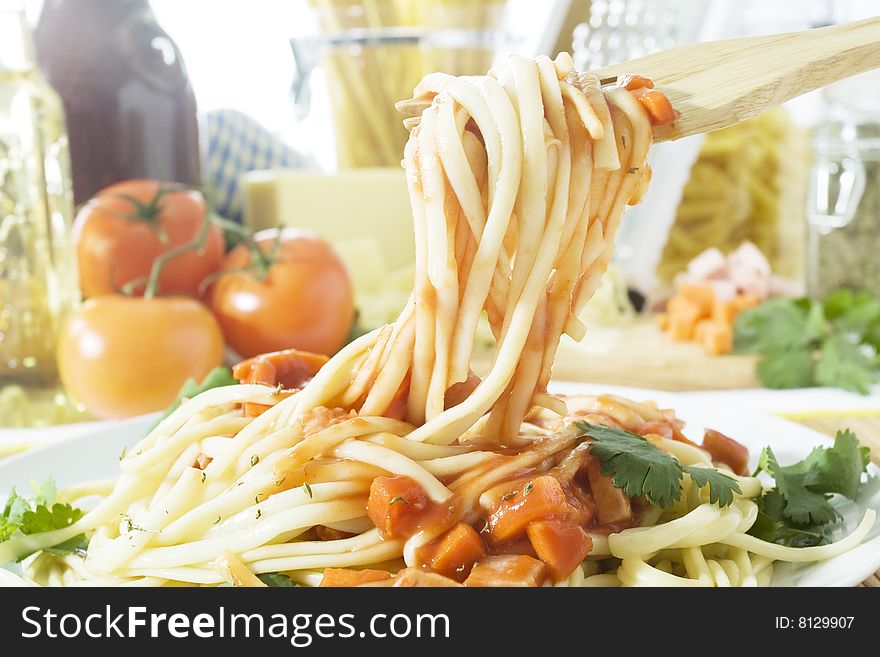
[593,17,880,142]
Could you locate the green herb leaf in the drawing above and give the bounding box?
[733,299,810,354]
[734,293,880,394]
[390,496,410,505]
[1,478,87,557]
[577,422,739,509]
[683,466,740,507]
[37,534,89,559]
[20,503,83,535]
[815,334,876,394]
[755,430,869,527]
[30,477,57,507]
[257,572,297,587]
[0,489,29,541]
[748,490,832,548]
[755,349,815,389]
[824,289,880,333]
[582,423,684,507]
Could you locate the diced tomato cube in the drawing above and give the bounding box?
[427,522,486,581]
[320,568,392,587]
[464,554,547,587]
[527,518,593,581]
[367,475,428,539]
[702,429,750,476]
[486,476,569,544]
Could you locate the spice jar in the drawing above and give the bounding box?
[806,72,880,297]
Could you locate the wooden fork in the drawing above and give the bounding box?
[397,16,880,142]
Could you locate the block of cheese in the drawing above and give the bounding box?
[243,168,415,270]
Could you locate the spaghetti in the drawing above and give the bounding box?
[0,54,872,587]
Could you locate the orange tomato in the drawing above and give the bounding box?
[57,296,225,419]
[73,179,225,298]
[208,229,355,358]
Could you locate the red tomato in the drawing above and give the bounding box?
[73,179,225,298]
[208,229,355,358]
[57,295,225,419]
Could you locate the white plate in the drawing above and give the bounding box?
[1,383,878,587]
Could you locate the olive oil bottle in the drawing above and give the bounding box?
[0,3,79,427]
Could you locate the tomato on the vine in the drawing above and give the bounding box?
[57,295,225,419]
[73,179,225,298]
[208,228,355,358]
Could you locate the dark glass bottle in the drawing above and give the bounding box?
[34,0,201,204]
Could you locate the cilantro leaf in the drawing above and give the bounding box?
[814,334,876,394]
[576,422,739,509]
[16,534,90,563]
[824,289,880,333]
[759,446,839,525]
[579,423,683,507]
[1,489,30,542]
[2,478,83,537]
[756,349,815,389]
[734,293,880,394]
[748,490,832,548]
[683,466,740,507]
[257,572,297,587]
[30,477,56,507]
[733,299,810,353]
[791,429,870,499]
[749,430,870,544]
[20,503,83,535]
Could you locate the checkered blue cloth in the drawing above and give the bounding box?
[205,109,308,221]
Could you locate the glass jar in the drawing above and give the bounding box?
[0,2,79,423]
[290,0,510,170]
[806,72,880,297]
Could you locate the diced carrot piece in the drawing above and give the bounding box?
[527,518,593,581]
[320,568,392,587]
[711,298,735,325]
[367,475,429,539]
[486,476,569,544]
[679,283,715,317]
[233,348,328,389]
[393,568,462,587]
[702,321,733,355]
[621,73,655,91]
[654,312,670,331]
[668,295,705,321]
[425,522,486,581]
[693,318,714,344]
[666,295,704,341]
[667,313,696,341]
[702,429,750,476]
[730,294,760,315]
[464,555,547,587]
[233,348,328,417]
[585,459,633,526]
[631,87,677,125]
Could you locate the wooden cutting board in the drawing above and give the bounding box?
[472,319,761,391]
